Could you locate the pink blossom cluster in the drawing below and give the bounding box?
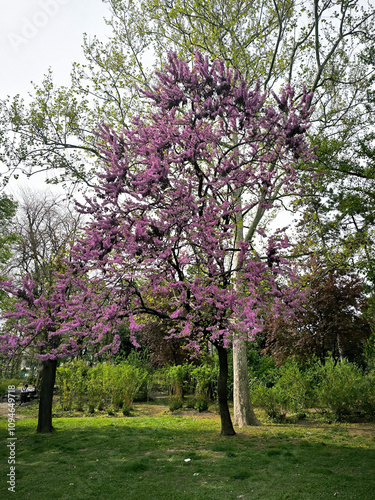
[0,273,121,361]
[0,52,314,360]
[71,52,314,354]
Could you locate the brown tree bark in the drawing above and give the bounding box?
[216,345,236,436]
[37,359,58,433]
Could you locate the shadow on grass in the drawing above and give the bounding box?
[1,416,375,500]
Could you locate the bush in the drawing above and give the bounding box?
[194,396,209,412]
[250,360,317,421]
[165,364,188,397]
[316,358,375,421]
[56,359,89,411]
[56,364,74,411]
[87,363,107,412]
[250,356,375,423]
[164,362,218,411]
[251,381,288,422]
[114,363,149,414]
[190,363,217,400]
[276,362,315,414]
[169,395,184,412]
[0,378,23,396]
[165,364,188,409]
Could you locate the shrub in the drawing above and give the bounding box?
[0,378,23,396]
[56,359,89,411]
[122,406,132,416]
[276,362,315,414]
[316,358,375,421]
[169,395,184,412]
[57,360,149,414]
[71,360,89,411]
[251,381,288,422]
[250,360,317,421]
[194,396,209,412]
[165,364,188,409]
[165,365,188,397]
[115,363,149,414]
[190,363,217,400]
[56,365,74,411]
[87,363,106,411]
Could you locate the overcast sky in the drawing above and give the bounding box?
[0,0,111,97]
[0,0,112,195]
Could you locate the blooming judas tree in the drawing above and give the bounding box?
[68,52,313,435]
[0,192,122,433]
[0,274,120,433]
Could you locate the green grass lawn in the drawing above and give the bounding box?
[1,405,375,500]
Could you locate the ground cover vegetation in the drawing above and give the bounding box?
[0,412,374,499]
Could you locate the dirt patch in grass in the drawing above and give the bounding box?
[0,402,32,419]
[346,424,375,438]
[132,403,168,416]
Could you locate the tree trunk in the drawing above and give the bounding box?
[216,345,236,436]
[37,359,58,433]
[233,340,262,427]
[232,201,262,427]
[337,335,345,362]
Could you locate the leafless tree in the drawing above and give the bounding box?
[8,188,81,293]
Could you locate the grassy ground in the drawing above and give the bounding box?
[1,400,375,500]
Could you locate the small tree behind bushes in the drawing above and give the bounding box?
[164,362,218,412]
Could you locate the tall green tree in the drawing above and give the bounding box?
[294,42,375,274]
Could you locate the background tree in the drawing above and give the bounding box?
[0,190,84,433]
[263,260,372,364]
[139,318,197,367]
[294,43,375,282]
[8,189,80,286]
[0,270,123,433]
[0,193,17,311]
[114,309,191,366]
